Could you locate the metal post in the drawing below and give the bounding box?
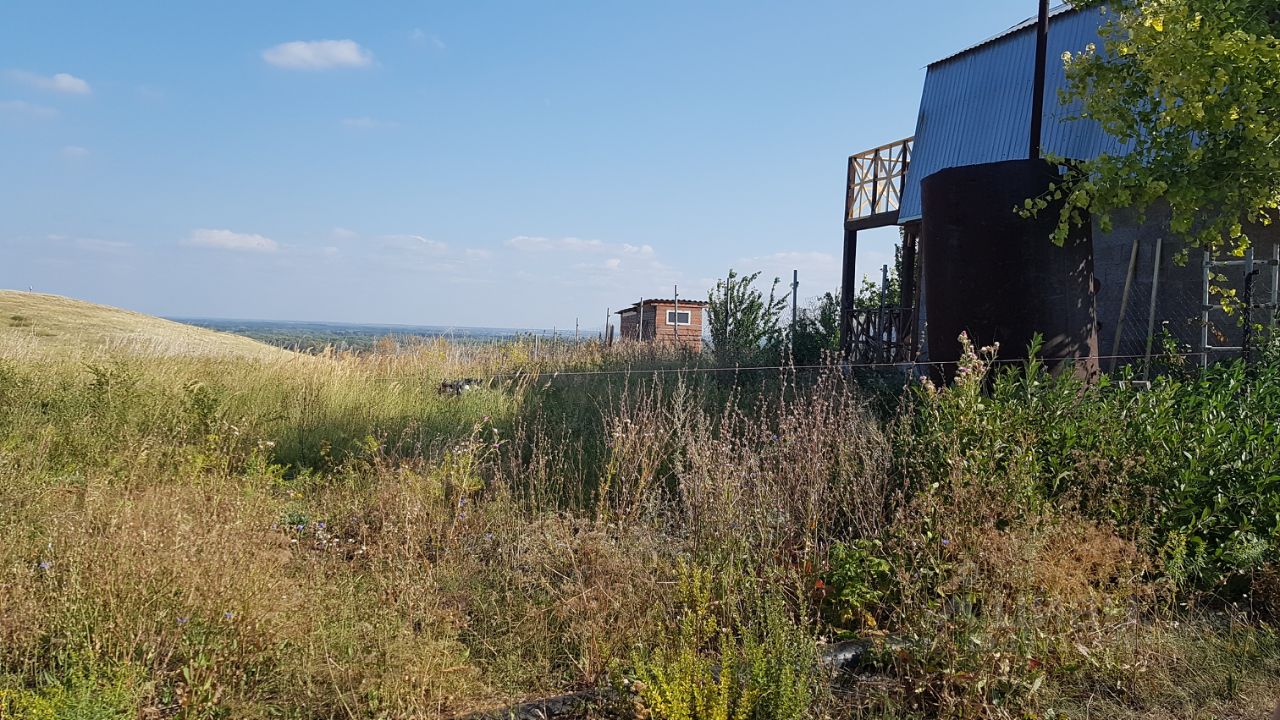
[1110,235,1141,371]
[878,264,889,361]
[1201,251,1211,368]
[1271,244,1280,331]
[1030,0,1050,160]
[840,228,858,353]
[871,150,881,213]
[791,270,799,329]
[899,227,918,352]
[790,270,799,358]
[673,285,680,347]
[1142,236,1163,380]
[1243,247,1257,363]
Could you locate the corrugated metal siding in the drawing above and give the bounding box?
[899,6,1131,221]
[931,3,1075,67]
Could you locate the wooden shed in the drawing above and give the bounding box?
[617,299,708,351]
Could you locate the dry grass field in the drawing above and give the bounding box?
[0,291,289,361]
[0,295,1278,719]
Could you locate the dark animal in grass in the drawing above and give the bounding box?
[438,378,485,396]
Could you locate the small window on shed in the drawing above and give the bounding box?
[666,310,691,325]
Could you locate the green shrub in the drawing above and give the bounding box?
[822,540,893,633]
[705,269,788,366]
[788,292,841,367]
[0,658,143,720]
[633,565,817,720]
[903,332,1280,591]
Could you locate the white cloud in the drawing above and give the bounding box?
[506,235,606,253]
[262,40,374,70]
[60,145,89,158]
[733,251,842,301]
[184,228,279,253]
[7,70,91,95]
[341,116,397,129]
[0,100,58,119]
[409,29,446,50]
[303,228,678,308]
[324,229,448,266]
[505,235,673,283]
[46,234,132,254]
[621,243,655,257]
[381,234,448,254]
[501,234,683,300]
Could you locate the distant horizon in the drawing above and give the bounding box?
[175,314,593,335]
[4,287,637,334]
[171,298,715,333]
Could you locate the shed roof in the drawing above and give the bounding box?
[930,3,1077,67]
[899,4,1132,221]
[618,299,709,314]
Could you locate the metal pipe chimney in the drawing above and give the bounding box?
[1029,0,1050,160]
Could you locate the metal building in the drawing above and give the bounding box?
[842,4,1279,368]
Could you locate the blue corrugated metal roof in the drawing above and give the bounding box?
[930,3,1077,67]
[899,5,1131,222]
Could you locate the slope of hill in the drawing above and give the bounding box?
[0,291,289,360]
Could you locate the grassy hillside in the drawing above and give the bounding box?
[0,290,287,360]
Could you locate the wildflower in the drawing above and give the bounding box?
[315,521,326,530]
[224,611,235,620]
[37,560,51,571]
[941,538,951,547]
[295,524,305,532]
[177,616,190,625]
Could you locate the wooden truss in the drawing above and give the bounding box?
[845,137,912,228]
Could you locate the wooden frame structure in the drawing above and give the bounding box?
[841,137,919,362]
[846,138,913,229]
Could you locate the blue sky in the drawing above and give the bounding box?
[2,0,1040,328]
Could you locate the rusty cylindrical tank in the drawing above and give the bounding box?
[920,159,1099,379]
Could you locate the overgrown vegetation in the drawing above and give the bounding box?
[704,254,905,368]
[704,269,789,366]
[1,328,1278,718]
[1044,0,1280,254]
[789,292,842,366]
